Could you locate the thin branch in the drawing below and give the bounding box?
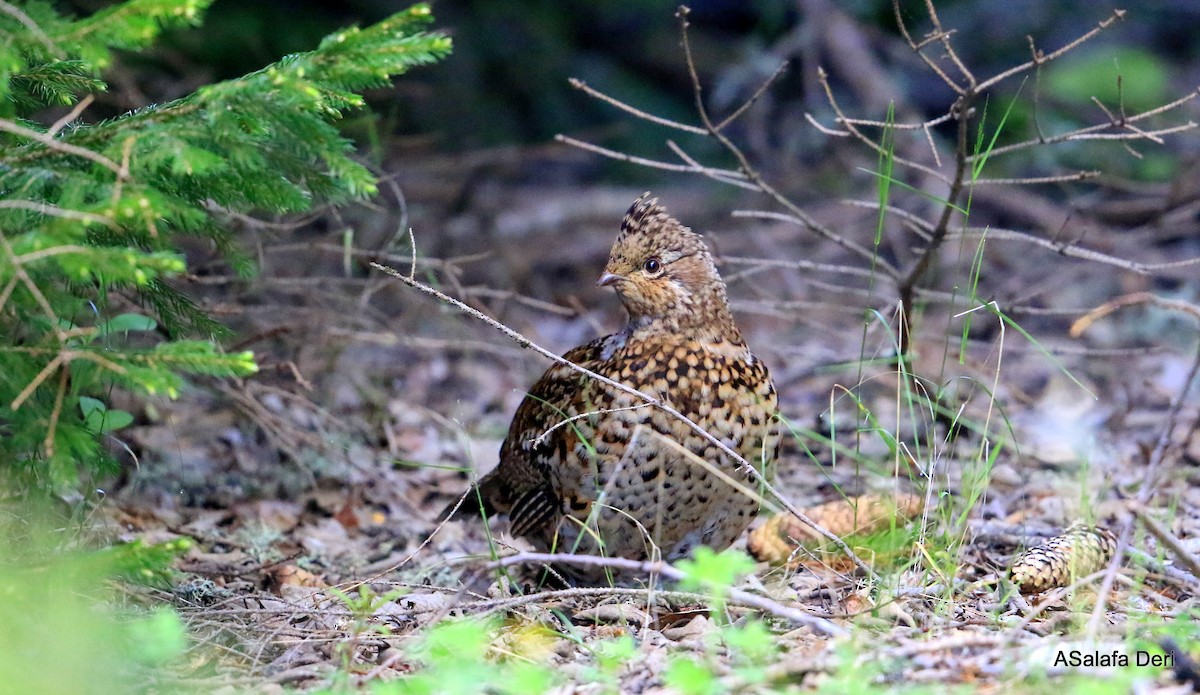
[0,200,116,228]
[836,112,955,131]
[816,68,952,187]
[714,60,789,132]
[42,366,68,457]
[484,551,846,636]
[555,134,749,178]
[804,112,850,137]
[721,253,888,281]
[921,0,976,88]
[950,227,1200,276]
[970,171,1099,186]
[1131,503,1200,581]
[0,230,67,342]
[672,7,904,285]
[730,210,899,278]
[48,94,94,136]
[891,0,965,95]
[0,0,64,58]
[1070,292,1200,338]
[666,140,762,191]
[975,9,1127,94]
[10,354,63,411]
[0,117,121,174]
[971,90,1200,162]
[568,78,708,134]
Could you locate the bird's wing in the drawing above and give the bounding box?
[474,338,611,534]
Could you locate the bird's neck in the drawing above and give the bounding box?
[625,285,743,345]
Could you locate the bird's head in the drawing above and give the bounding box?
[598,194,737,339]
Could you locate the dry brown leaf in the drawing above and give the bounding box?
[265,564,327,595]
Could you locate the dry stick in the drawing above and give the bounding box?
[672,7,898,280]
[972,171,1099,186]
[42,366,68,457]
[486,551,845,637]
[48,94,95,137]
[920,0,977,88]
[568,78,708,135]
[814,69,952,187]
[372,262,880,583]
[1070,293,1200,337]
[554,134,744,177]
[1091,96,1164,147]
[891,0,965,95]
[1084,329,1200,640]
[948,228,1200,275]
[1131,503,1200,582]
[837,111,956,131]
[975,9,1126,94]
[666,140,762,191]
[721,252,886,281]
[0,200,114,228]
[713,59,790,132]
[0,229,67,344]
[893,88,971,357]
[972,89,1200,161]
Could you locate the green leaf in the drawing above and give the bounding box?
[663,657,719,695]
[124,609,187,665]
[79,396,134,434]
[675,547,755,594]
[723,620,776,665]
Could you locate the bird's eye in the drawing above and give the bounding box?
[643,258,662,274]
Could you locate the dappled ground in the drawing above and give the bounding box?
[90,3,1200,692]
[100,154,1200,690]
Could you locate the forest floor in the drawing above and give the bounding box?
[101,142,1200,693]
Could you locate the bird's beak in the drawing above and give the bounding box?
[597,272,622,287]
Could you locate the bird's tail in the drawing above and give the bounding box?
[438,482,494,521]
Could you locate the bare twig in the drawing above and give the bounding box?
[672,7,900,281]
[484,551,846,636]
[948,228,1200,275]
[1085,335,1200,639]
[48,95,95,136]
[555,134,749,178]
[970,89,1200,162]
[714,60,789,132]
[1130,503,1200,581]
[568,78,708,134]
[974,9,1127,94]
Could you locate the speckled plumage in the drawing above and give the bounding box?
[466,194,779,584]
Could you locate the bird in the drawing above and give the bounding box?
[454,193,779,585]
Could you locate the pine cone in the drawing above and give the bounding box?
[1009,523,1118,593]
[748,494,924,565]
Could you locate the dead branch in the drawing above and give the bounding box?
[484,551,846,636]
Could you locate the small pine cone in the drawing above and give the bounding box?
[1009,523,1118,594]
[748,494,924,565]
